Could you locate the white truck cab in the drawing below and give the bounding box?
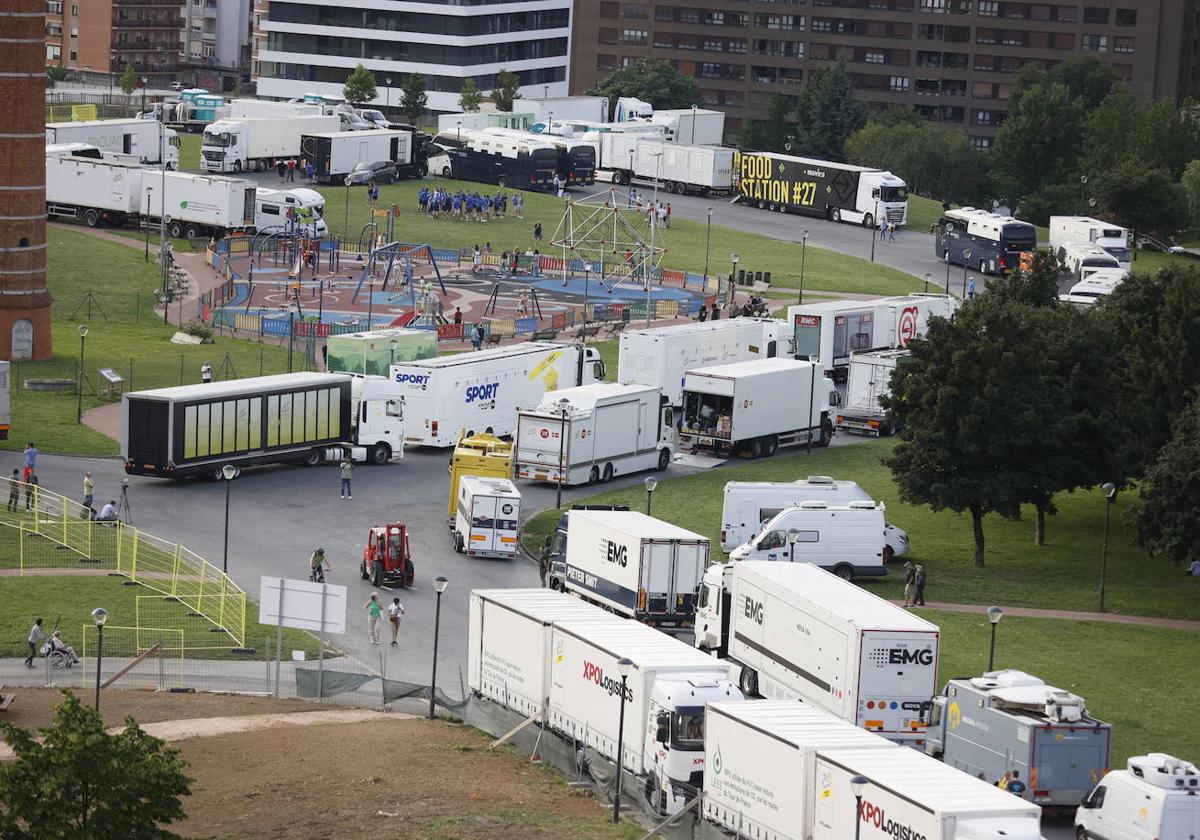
[643,675,736,814]
[1077,753,1200,840]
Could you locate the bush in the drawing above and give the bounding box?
[183,322,214,342]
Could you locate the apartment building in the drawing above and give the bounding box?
[45,0,181,80]
[181,0,252,75]
[569,0,1200,144]
[251,0,573,112]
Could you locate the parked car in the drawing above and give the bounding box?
[358,108,393,129]
[344,160,397,186]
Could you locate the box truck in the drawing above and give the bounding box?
[227,98,323,119]
[467,588,742,814]
[300,129,413,184]
[1076,753,1200,840]
[925,670,1112,809]
[836,348,908,437]
[201,115,340,174]
[122,372,404,478]
[618,318,786,409]
[515,383,674,486]
[696,562,938,745]
[703,702,898,840]
[720,476,909,559]
[1059,271,1126,307]
[452,476,521,558]
[649,108,726,144]
[554,509,709,625]
[45,118,180,168]
[389,342,606,448]
[447,432,513,524]
[727,501,890,579]
[254,187,328,237]
[597,133,734,195]
[1049,215,1131,271]
[679,358,837,456]
[325,328,438,377]
[786,293,958,380]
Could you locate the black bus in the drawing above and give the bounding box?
[935,207,1038,275]
[427,129,559,190]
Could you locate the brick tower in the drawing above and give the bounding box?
[0,0,53,360]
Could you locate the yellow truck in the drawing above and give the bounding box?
[447,431,513,524]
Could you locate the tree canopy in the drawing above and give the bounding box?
[589,58,702,118]
[792,61,867,162]
[118,65,139,96]
[342,64,377,105]
[397,73,427,125]
[491,69,521,113]
[458,77,482,112]
[1132,392,1200,568]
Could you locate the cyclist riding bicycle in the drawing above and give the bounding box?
[309,547,331,583]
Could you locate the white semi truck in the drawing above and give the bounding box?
[45,118,180,168]
[389,342,605,448]
[597,133,734,195]
[514,383,674,486]
[467,588,742,814]
[679,358,837,457]
[553,509,709,626]
[201,115,340,174]
[696,562,939,747]
[836,348,908,437]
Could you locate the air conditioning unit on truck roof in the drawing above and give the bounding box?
[1129,754,1200,789]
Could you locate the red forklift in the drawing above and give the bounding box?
[359,522,415,588]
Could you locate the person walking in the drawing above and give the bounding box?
[453,306,463,324]
[365,593,383,644]
[309,547,330,582]
[387,596,405,646]
[967,277,977,300]
[339,455,353,500]
[305,160,315,184]
[22,441,37,481]
[24,471,38,511]
[887,221,896,242]
[471,323,485,351]
[902,560,916,608]
[879,218,888,240]
[276,159,287,182]
[538,535,552,588]
[286,158,296,182]
[7,467,21,512]
[24,617,43,668]
[201,361,213,383]
[914,563,927,606]
[710,301,720,321]
[533,222,543,243]
[82,471,95,516]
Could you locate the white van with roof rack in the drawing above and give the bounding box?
[1076,752,1200,840]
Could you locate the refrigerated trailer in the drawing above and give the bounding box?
[45,118,180,168]
[597,133,734,195]
[300,128,413,184]
[696,562,939,746]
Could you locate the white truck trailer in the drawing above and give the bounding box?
[597,133,734,195]
[836,348,908,437]
[452,476,521,558]
[649,108,726,144]
[226,98,323,119]
[201,115,340,174]
[514,383,674,486]
[467,588,742,814]
[618,318,786,408]
[300,128,412,183]
[786,293,958,380]
[679,358,837,457]
[45,118,180,168]
[1049,215,1131,271]
[696,562,939,746]
[554,509,709,626]
[389,342,605,448]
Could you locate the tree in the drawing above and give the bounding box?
[1082,88,1200,182]
[845,118,989,206]
[341,63,377,104]
[118,64,139,96]
[590,58,702,118]
[740,94,791,153]
[397,72,427,125]
[792,60,867,161]
[1132,392,1200,567]
[491,68,521,113]
[1093,162,1187,238]
[458,77,482,113]
[1010,55,1118,114]
[0,692,191,839]
[46,64,69,83]
[990,82,1084,206]
[1182,159,1200,227]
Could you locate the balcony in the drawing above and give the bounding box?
[114,16,180,28]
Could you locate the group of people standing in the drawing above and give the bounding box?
[418,188,525,223]
[274,158,316,185]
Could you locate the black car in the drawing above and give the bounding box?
[344,160,397,186]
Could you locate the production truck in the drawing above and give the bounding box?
[924,670,1113,809]
[254,187,328,237]
[551,509,709,625]
[678,358,838,457]
[325,328,437,377]
[300,129,415,184]
[1076,753,1200,840]
[514,383,674,486]
[452,476,521,559]
[836,348,908,437]
[467,588,742,814]
[727,502,890,579]
[45,118,180,168]
[1049,215,1131,270]
[201,114,339,174]
[597,133,734,196]
[389,342,606,448]
[447,432,513,524]
[45,155,256,239]
[696,562,940,746]
[618,318,787,409]
[648,108,726,144]
[786,293,958,380]
[122,371,404,479]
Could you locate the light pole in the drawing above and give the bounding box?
[986,605,1003,671]
[850,775,869,840]
[76,324,88,424]
[645,151,662,327]
[159,119,167,324]
[787,527,800,561]
[385,77,392,111]
[869,199,879,263]
[548,110,554,132]
[962,248,973,298]
[690,103,697,144]
[91,607,108,711]
[1079,175,1088,214]
[220,464,238,574]
[628,148,635,186]
[555,397,570,508]
[343,178,350,241]
[923,272,932,294]
[389,337,399,368]
[1100,482,1116,612]
[429,575,449,720]
[144,186,154,261]
[806,355,817,453]
[703,207,713,282]
[943,222,953,292]
[141,76,147,118]
[644,476,657,515]
[730,253,740,308]
[798,229,809,304]
[612,656,634,823]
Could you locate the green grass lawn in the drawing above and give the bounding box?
[522,438,1200,619]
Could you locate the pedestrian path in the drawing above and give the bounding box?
[896,600,1200,631]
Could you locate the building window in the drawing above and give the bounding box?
[620,28,648,43]
[69,49,76,61]
[624,3,648,17]
[600,2,618,17]
[597,54,617,70]
[1115,8,1137,26]
[46,44,61,60]
[889,75,909,91]
[1082,6,1109,24]
[599,27,617,43]
[70,3,77,14]
[1113,36,1134,53]
[972,137,991,150]
[1081,34,1107,51]
[977,1,997,14]
[975,110,991,124]
[47,1,62,12]
[920,0,946,11]
[864,51,884,63]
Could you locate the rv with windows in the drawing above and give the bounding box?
[481,128,596,186]
[1058,242,1122,283]
[426,128,559,190]
[935,207,1038,275]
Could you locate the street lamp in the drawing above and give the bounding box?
[644,476,657,515]
[703,207,713,282]
[389,337,400,368]
[1100,482,1116,612]
[555,397,570,509]
[787,527,800,561]
[986,605,1003,671]
[91,607,108,711]
[1079,175,1088,214]
[220,464,238,575]
[798,230,809,304]
[690,103,697,144]
[850,775,870,840]
[806,354,818,453]
[942,222,954,292]
[870,198,878,263]
[144,185,154,261]
[385,77,392,111]
[76,324,88,424]
[612,656,634,823]
[730,253,740,308]
[429,575,449,720]
[141,76,148,118]
[923,272,932,294]
[962,248,973,298]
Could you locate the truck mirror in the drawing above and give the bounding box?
[655,712,670,744]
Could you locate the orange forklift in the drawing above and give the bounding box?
[359,522,415,588]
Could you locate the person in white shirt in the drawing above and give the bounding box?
[387,596,405,647]
[1187,559,1200,576]
[96,500,118,522]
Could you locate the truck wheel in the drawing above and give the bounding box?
[863,213,874,229]
[884,545,895,563]
[370,442,391,465]
[455,533,464,554]
[656,448,670,471]
[748,439,763,459]
[832,208,842,223]
[371,561,383,588]
[418,164,428,177]
[233,160,242,173]
[359,560,369,580]
[302,449,321,467]
[1075,830,1088,840]
[601,463,614,483]
[588,466,600,485]
[763,435,778,457]
[833,565,855,582]
[83,209,101,228]
[184,223,199,239]
[404,558,414,586]
[818,423,833,447]
[168,220,184,238]
[739,667,759,697]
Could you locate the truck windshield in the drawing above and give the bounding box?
[673,706,706,751]
[203,132,232,148]
[1104,247,1130,263]
[881,186,908,202]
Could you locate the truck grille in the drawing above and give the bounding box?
[886,207,905,223]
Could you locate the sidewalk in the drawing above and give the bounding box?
[896,600,1200,632]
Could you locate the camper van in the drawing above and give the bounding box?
[728,501,888,580]
[1076,753,1200,840]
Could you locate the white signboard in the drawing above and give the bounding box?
[258,576,348,635]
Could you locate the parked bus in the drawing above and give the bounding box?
[483,128,596,186]
[426,128,558,190]
[935,207,1037,275]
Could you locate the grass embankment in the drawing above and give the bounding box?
[178,132,201,171]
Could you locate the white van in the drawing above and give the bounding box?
[1076,753,1200,840]
[1059,242,1122,282]
[452,476,521,559]
[728,501,888,580]
[1060,274,1124,307]
[721,476,909,559]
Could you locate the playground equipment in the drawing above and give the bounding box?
[548,186,667,295]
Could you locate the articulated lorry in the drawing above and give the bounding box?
[201,114,340,174]
[46,118,179,168]
[696,562,939,746]
[836,348,908,437]
[597,133,734,195]
[467,588,742,814]
[925,670,1112,809]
